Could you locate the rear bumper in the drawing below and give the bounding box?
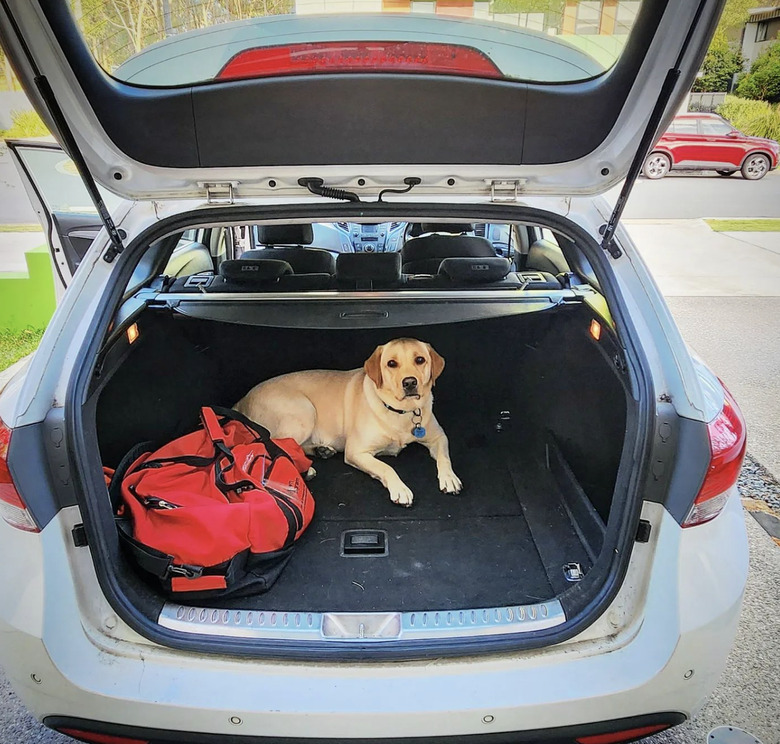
[0,492,748,741]
[45,714,686,744]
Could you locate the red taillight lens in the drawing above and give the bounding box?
[683,383,746,528]
[0,417,39,532]
[217,41,503,81]
[576,723,670,743]
[58,729,149,744]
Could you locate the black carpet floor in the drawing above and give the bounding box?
[211,437,596,613]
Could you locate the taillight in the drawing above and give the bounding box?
[58,729,149,744]
[576,723,671,743]
[683,383,746,528]
[0,417,39,532]
[217,41,503,81]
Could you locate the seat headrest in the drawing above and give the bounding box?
[438,257,511,283]
[219,258,293,284]
[336,253,401,288]
[256,224,314,246]
[420,223,474,234]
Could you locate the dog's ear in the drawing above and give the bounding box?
[427,344,445,385]
[364,345,384,388]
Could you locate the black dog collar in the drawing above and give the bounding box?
[383,403,426,438]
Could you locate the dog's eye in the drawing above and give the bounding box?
[387,360,398,368]
[415,356,426,365]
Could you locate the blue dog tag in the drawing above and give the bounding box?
[412,426,426,438]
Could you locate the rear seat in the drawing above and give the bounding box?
[401,224,495,274]
[254,224,337,275]
[336,252,401,290]
[404,258,562,290]
[167,256,331,293]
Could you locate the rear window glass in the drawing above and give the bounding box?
[70,0,643,86]
[668,119,699,135]
[700,118,733,136]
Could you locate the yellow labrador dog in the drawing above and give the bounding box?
[234,338,461,506]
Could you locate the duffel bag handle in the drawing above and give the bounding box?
[202,406,291,464]
[201,406,290,497]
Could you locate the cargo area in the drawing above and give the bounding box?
[93,303,629,618]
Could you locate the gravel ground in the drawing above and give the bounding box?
[739,454,780,514]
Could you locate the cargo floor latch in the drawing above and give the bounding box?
[563,562,584,582]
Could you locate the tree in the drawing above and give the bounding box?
[693,38,744,92]
[736,41,780,103]
[710,0,757,46]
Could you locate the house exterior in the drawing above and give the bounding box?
[742,3,780,67]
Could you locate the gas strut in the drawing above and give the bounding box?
[600,0,710,260]
[35,75,126,263]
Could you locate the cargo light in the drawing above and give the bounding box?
[217,41,503,80]
[58,729,149,744]
[576,722,670,743]
[0,417,39,532]
[682,382,746,528]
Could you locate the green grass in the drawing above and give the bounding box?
[0,109,49,139]
[705,218,780,232]
[0,224,41,233]
[0,328,44,372]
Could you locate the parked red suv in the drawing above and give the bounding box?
[643,112,780,180]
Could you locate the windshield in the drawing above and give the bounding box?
[70,0,642,86]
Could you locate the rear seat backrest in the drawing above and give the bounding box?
[526,239,569,275]
[401,234,495,274]
[164,241,213,278]
[336,253,401,289]
[246,247,336,275]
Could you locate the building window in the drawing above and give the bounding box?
[615,1,640,34]
[756,21,768,42]
[576,1,602,35]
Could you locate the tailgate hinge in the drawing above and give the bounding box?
[488,179,523,203]
[200,182,239,205]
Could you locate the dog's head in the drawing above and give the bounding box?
[364,338,445,405]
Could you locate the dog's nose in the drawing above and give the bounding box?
[402,376,418,390]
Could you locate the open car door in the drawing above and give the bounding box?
[5,139,125,291]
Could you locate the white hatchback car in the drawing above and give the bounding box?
[0,1,749,744]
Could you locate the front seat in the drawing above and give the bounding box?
[401,223,495,274]
[255,224,336,275]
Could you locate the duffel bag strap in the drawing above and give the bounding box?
[200,406,263,496]
[115,517,204,580]
[207,406,291,463]
[108,441,156,511]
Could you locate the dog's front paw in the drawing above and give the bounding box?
[438,469,463,494]
[389,481,414,507]
[314,445,337,459]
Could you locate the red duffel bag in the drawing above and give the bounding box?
[111,406,314,598]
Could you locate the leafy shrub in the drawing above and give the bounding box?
[0,109,49,139]
[692,40,743,93]
[717,95,780,141]
[735,42,780,104]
